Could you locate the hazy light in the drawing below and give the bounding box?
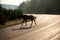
[0,0,27,6]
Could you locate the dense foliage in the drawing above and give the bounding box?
[0,5,23,25]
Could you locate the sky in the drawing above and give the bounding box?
[0,0,27,6]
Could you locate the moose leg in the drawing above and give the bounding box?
[21,21,23,26]
[20,20,24,28]
[25,22,27,26]
[30,21,33,28]
[21,23,23,26]
[34,19,36,25]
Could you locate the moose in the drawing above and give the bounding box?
[20,15,37,28]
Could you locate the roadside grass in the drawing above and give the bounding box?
[0,19,23,29]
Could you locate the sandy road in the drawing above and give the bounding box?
[0,14,60,40]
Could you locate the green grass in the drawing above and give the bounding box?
[0,19,23,29]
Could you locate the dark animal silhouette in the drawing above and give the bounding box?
[20,15,37,28]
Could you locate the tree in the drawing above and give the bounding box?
[0,4,2,10]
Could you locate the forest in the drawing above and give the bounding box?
[0,5,23,25]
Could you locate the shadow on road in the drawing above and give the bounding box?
[12,27,31,30]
